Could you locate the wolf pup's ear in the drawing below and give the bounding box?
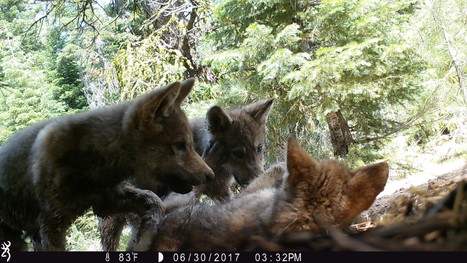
[156,81,183,118]
[347,162,389,216]
[176,78,195,105]
[286,136,319,189]
[207,106,232,134]
[244,98,274,125]
[124,81,182,131]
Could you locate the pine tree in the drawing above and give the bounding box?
[202,0,427,161]
[0,0,66,144]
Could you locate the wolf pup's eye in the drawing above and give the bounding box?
[173,142,186,151]
[257,143,264,154]
[231,148,245,159]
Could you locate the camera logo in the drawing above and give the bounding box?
[1,241,11,262]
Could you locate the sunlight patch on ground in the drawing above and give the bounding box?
[380,158,466,198]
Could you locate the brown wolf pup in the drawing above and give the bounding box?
[153,137,389,251]
[0,79,214,251]
[99,98,274,251]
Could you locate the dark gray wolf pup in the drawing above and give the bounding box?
[0,79,214,251]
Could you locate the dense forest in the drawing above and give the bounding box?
[0,0,465,250]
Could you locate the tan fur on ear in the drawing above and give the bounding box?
[207,106,233,134]
[243,98,274,125]
[141,81,182,119]
[176,78,195,105]
[286,137,319,188]
[158,82,183,118]
[346,162,389,219]
[123,81,181,131]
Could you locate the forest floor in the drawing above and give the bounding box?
[253,156,467,251]
[359,158,466,226]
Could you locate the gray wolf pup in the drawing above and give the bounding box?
[100,98,274,251]
[153,137,389,251]
[0,79,213,251]
[188,97,275,202]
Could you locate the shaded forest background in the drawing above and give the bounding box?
[0,0,465,250]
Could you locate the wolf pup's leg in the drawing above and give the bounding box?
[0,223,28,251]
[30,232,43,251]
[124,214,142,251]
[98,215,127,251]
[194,141,232,202]
[33,177,75,250]
[94,182,165,251]
[194,167,233,202]
[37,211,70,251]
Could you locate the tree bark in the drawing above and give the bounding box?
[326,110,354,157]
[180,2,198,78]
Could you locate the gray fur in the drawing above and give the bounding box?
[0,79,213,251]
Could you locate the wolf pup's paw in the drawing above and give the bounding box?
[131,212,162,251]
[265,162,287,188]
[240,162,287,196]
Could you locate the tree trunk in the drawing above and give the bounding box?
[180,3,199,79]
[326,110,354,157]
[429,0,467,105]
[139,0,209,80]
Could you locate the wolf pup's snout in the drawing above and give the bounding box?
[195,161,215,184]
[198,161,215,183]
[204,170,215,182]
[232,166,262,187]
[186,151,215,185]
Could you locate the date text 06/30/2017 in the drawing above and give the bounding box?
[170,252,302,263]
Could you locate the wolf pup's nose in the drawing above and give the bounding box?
[205,170,215,182]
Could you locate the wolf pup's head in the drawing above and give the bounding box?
[206,98,274,186]
[273,137,388,232]
[123,79,214,194]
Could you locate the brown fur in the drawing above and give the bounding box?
[99,99,274,251]
[0,79,213,251]
[153,137,388,251]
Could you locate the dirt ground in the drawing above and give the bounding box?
[358,159,467,227]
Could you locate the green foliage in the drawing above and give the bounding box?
[43,25,88,111]
[52,49,88,110]
[389,0,467,174]
[66,210,101,251]
[409,0,467,125]
[202,0,427,162]
[210,0,301,48]
[114,34,187,101]
[0,0,466,251]
[0,0,26,22]
[0,0,66,144]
